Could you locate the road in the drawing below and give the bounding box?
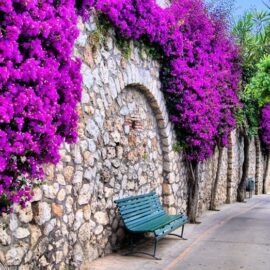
[90,195,270,270]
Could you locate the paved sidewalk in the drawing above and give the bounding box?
[90,195,270,270]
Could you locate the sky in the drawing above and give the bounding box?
[234,0,269,18]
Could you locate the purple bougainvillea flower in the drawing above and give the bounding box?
[0,0,82,212]
[0,0,240,213]
[77,0,240,161]
[261,104,270,150]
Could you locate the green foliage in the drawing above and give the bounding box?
[233,11,270,84]
[233,9,270,138]
[115,36,133,59]
[135,38,163,61]
[235,94,259,137]
[235,106,245,129]
[246,55,270,108]
[173,142,184,153]
[89,12,111,45]
[115,37,162,61]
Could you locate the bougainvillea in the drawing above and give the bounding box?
[164,0,240,160]
[0,0,240,212]
[0,0,82,212]
[261,104,270,150]
[77,0,241,161]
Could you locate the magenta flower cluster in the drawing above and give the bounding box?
[0,0,82,211]
[78,0,241,161]
[260,104,270,151]
[0,0,240,212]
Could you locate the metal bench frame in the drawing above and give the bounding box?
[114,192,189,260]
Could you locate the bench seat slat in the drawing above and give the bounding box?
[121,206,164,220]
[155,218,189,240]
[125,211,165,228]
[129,214,186,232]
[123,208,164,223]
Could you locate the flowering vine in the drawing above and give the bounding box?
[77,0,241,161]
[261,105,270,150]
[0,0,240,213]
[0,0,82,212]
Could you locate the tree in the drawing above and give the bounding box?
[248,56,270,194]
[233,10,270,201]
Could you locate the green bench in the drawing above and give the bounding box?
[114,192,189,259]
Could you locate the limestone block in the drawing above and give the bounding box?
[9,214,18,231]
[56,174,66,185]
[78,223,91,242]
[88,139,97,153]
[63,166,74,182]
[29,225,42,248]
[18,204,33,223]
[94,212,109,225]
[86,119,100,139]
[6,246,26,266]
[83,205,91,221]
[57,189,66,202]
[14,227,30,239]
[31,187,43,202]
[43,183,59,199]
[78,184,91,205]
[0,227,11,245]
[73,171,83,184]
[52,203,64,218]
[94,225,103,235]
[34,202,51,225]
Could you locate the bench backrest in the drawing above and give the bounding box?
[114,192,165,231]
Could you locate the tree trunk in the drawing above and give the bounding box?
[210,146,224,210]
[263,152,269,194]
[187,161,200,223]
[237,133,250,202]
[254,135,260,195]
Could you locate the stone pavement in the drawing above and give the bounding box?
[90,195,270,270]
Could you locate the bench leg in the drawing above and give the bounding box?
[168,225,187,240]
[153,238,161,260]
[124,236,161,260]
[128,235,135,253]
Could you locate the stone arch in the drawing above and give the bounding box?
[118,64,176,207]
[123,82,174,183]
[81,37,177,201]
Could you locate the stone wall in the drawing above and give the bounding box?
[0,8,269,270]
[0,15,187,269]
[197,147,229,215]
[227,130,244,202]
